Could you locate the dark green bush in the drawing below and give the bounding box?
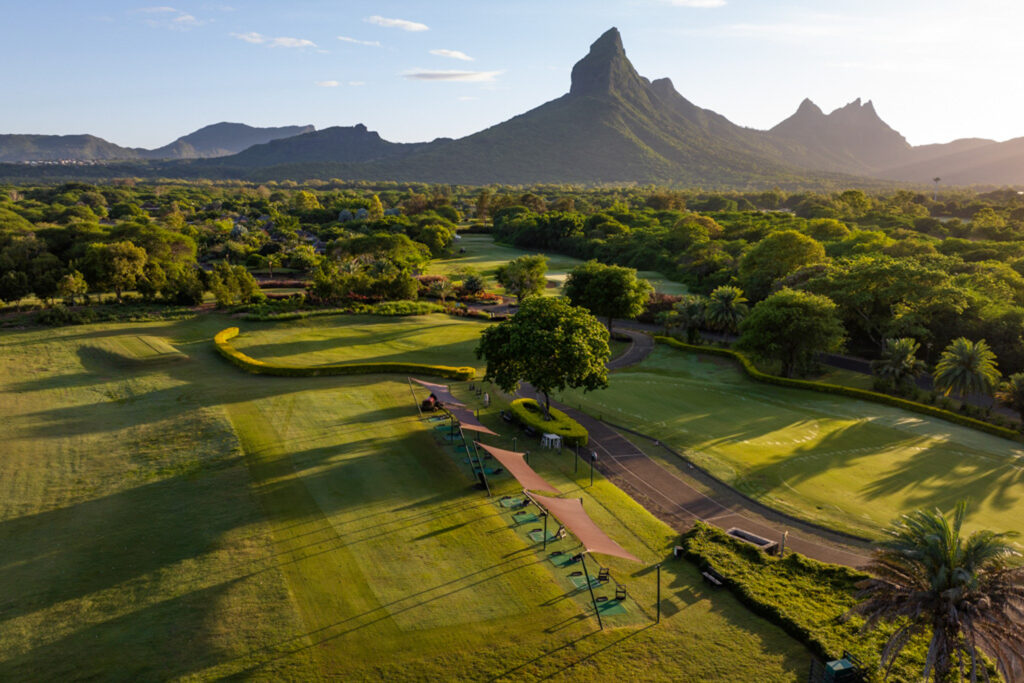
[681,522,926,682]
[655,337,1021,442]
[509,398,588,446]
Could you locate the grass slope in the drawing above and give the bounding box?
[557,346,1024,540]
[429,235,688,296]
[0,314,806,681]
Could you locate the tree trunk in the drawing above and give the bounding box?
[543,392,551,420]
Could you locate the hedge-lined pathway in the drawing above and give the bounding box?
[518,329,872,569]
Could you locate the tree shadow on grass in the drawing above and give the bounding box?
[0,578,250,681]
[859,439,1024,516]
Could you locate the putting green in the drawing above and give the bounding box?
[0,315,807,681]
[557,346,1024,540]
[430,234,688,295]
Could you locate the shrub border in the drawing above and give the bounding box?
[214,327,475,381]
[509,397,589,447]
[655,336,1021,442]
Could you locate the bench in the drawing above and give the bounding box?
[523,425,539,438]
[700,565,725,588]
[500,410,514,423]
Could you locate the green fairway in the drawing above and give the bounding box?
[0,314,807,680]
[430,235,688,296]
[557,346,1024,540]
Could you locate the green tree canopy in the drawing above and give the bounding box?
[562,260,653,333]
[739,229,826,300]
[737,288,846,377]
[476,296,609,416]
[82,241,148,302]
[496,254,548,303]
[871,337,928,393]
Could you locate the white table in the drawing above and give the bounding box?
[541,433,562,449]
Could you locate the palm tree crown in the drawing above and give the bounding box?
[933,338,1001,398]
[704,285,748,333]
[996,372,1024,423]
[873,337,928,391]
[852,502,1024,681]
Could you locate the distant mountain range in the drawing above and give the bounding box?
[3,29,1024,187]
[0,123,314,162]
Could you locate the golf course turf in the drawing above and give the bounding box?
[557,345,1024,541]
[428,234,689,296]
[0,314,807,680]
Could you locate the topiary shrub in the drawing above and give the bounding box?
[214,327,475,380]
[509,398,588,446]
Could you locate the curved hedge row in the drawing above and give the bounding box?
[655,336,1021,442]
[214,327,476,381]
[510,398,588,447]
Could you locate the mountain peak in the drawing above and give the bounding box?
[796,98,824,117]
[570,27,640,97]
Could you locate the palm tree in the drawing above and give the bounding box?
[429,278,455,304]
[851,502,1024,681]
[995,372,1024,423]
[704,286,748,334]
[872,337,928,393]
[933,338,1001,402]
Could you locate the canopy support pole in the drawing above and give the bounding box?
[469,436,491,497]
[581,553,603,630]
[543,511,549,550]
[656,563,662,624]
[408,377,423,417]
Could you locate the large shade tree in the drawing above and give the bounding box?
[738,229,825,300]
[563,260,653,335]
[476,296,609,417]
[737,288,845,377]
[851,502,1024,681]
[933,338,1001,401]
[496,254,548,303]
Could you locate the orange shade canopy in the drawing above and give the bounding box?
[447,405,498,436]
[410,377,465,407]
[529,494,640,563]
[475,442,560,494]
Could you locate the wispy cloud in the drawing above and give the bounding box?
[348,81,366,86]
[664,0,726,6]
[135,6,206,28]
[232,32,316,48]
[430,49,473,61]
[338,35,381,47]
[403,69,501,82]
[365,15,428,31]
[315,80,339,87]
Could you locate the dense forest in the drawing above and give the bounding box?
[4,179,1024,379]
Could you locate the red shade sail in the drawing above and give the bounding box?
[475,442,560,494]
[529,494,640,563]
[447,406,499,436]
[410,377,465,407]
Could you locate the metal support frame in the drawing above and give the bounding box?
[543,511,549,550]
[469,436,491,497]
[408,377,423,417]
[580,553,603,630]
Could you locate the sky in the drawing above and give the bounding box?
[3,0,1023,149]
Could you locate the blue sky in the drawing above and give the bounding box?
[3,0,1022,148]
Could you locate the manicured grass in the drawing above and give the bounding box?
[430,235,688,295]
[0,314,808,680]
[557,346,1024,540]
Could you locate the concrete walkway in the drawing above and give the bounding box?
[519,328,873,569]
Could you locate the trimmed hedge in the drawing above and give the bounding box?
[509,398,588,447]
[655,336,1021,442]
[214,327,475,380]
[681,522,926,682]
[242,300,444,322]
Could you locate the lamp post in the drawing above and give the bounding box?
[590,450,597,487]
